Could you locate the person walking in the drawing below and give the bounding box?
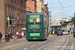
[22,31,24,38]
[16,32,19,38]
[0,32,2,42]
[24,31,26,38]
[19,32,22,38]
[70,29,73,38]
[10,32,14,39]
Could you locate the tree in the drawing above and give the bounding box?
[71,16,75,27]
[71,16,75,22]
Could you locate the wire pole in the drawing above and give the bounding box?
[49,11,51,29]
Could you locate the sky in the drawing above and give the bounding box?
[44,0,75,21]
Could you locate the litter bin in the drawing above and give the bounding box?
[5,34,10,42]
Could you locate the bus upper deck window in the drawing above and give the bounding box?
[36,18,40,22]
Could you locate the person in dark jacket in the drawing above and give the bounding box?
[10,32,14,39]
[0,32,2,42]
[24,31,26,38]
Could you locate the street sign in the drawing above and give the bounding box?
[7,17,9,20]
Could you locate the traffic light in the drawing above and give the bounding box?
[12,24,15,27]
[12,19,15,27]
[12,19,14,25]
[9,20,12,27]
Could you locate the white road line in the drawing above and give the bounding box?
[37,43,42,45]
[24,47,28,50]
[9,42,38,50]
[37,37,61,50]
[30,45,36,48]
[42,41,46,43]
[71,42,74,50]
[10,49,13,50]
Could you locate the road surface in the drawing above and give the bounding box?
[0,35,73,50]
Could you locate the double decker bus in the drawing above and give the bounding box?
[26,13,48,40]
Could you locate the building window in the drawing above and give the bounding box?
[17,0,18,4]
[15,0,16,3]
[6,4,8,16]
[60,22,62,24]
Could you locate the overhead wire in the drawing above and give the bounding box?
[58,0,64,9]
[58,0,68,17]
[49,5,75,8]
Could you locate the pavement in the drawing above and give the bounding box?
[0,37,26,44]
[0,35,75,50]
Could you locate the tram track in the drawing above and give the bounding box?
[58,37,67,50]
[8,35,57,50]
[39,36,61,50]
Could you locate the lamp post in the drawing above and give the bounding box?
[12,0,14,33]
[21,0,23,28]
[12,0,14,32]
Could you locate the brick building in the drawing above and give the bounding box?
[26,0,37,12]
[0,0,26,39]
[44,2,49,24]
[45,7,49,24]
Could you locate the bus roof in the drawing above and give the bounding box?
[26,13,43,15]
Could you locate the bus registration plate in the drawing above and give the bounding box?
[33,38,37,39]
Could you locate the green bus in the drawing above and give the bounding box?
[26,13,48,40]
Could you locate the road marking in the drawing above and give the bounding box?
[10,49,13,50]
[9,42,33,50]
[43,41,46,43]
[24,47,28,50]
[71,42,74,50]
[37,43,42,45]
[37,37,61,50]
[30,45,36,48]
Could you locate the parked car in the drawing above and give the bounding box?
[57,31,63,36]
[62,31,70,35]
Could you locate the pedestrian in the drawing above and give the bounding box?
[70,29,73,38]
[10,32,14,39]
[19,32,22,38]
[24,31,26,38]
[22,31,24,38]
[0,32,2,42]
[16,32,19,38]
[70,29,73,34]
[18,33,20,38]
